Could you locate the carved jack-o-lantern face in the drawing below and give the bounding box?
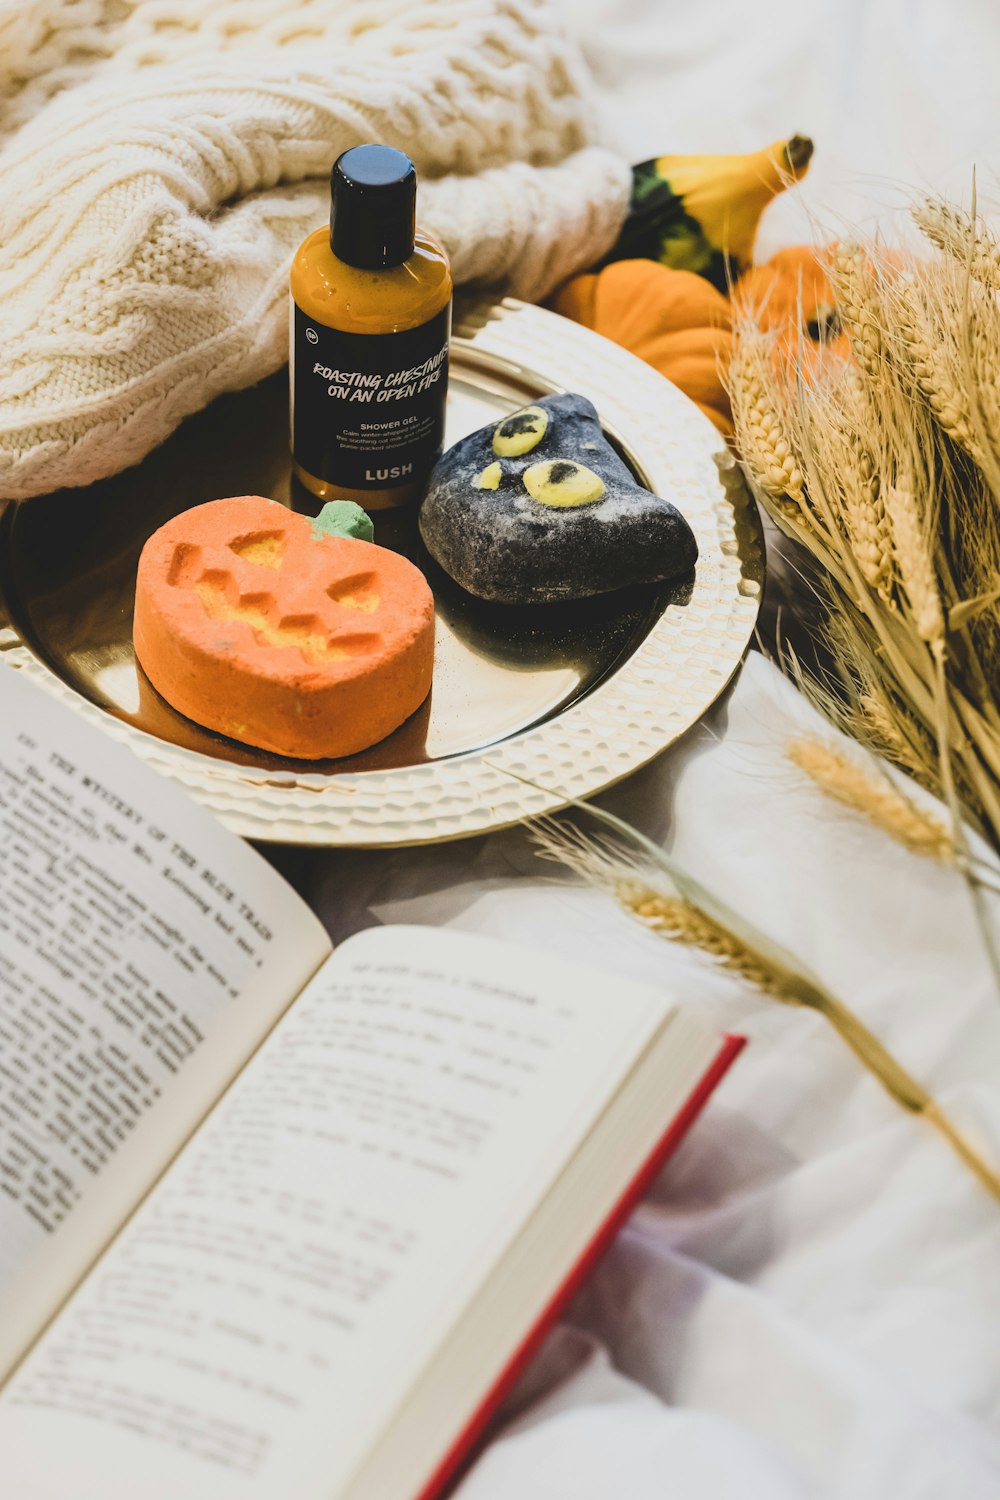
[133,495,435,760]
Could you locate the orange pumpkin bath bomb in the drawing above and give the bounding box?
[133,496,435,759]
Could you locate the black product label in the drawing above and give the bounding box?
[290,301,450,489]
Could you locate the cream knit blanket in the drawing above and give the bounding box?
[0,0,629,500]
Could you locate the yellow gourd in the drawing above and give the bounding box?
[602,137,814,290]
[655,137,814,268]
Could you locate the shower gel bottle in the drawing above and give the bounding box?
[290,145,452,511]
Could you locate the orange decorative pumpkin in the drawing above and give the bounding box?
[733,246,849,361]
[134,495,434,760]
[551,260,733,435]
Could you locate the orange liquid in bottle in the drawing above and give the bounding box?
[289,148,452,512]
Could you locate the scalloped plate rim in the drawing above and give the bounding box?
[0,296,764,846]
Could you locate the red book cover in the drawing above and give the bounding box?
[415,1032,746,1500]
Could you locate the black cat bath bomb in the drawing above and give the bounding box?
[418,393,698,605]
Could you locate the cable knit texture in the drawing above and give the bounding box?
[0,0,630,499]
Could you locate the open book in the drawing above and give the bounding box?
[0,666,741,1500]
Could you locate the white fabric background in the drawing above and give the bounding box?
[566,0,1000,254]
[293,4,1000,1495]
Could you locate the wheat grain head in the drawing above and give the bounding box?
[830,244,884,378]
[728,329,807,520]
[787,735,954,860]
[913,197,1000,293]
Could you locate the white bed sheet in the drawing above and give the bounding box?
[317,658,1000,1499]
[305,6,1000,1494]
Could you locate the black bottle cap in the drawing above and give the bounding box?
[330,145,416,270]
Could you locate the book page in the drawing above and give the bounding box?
[0,925,672,1500]
[0,667,331,1375]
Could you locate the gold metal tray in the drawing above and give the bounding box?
[0,297,763,846]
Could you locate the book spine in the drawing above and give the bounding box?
[414,1033,746,1500]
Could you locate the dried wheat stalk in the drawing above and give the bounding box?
[857,688,939,788]
[529,803,1000,1205]
[787,736,954,861]
[912,197,1000,293]
[830,244,884,376]
[881,480,945,645]
[729,198,1000,989]
[814,383,894,601]
[888,271,987,468]
[842,458,893,602]
[628,889,781,994]
[729,203,1000,858]
[728,332,807,520]
[789,623,941,796]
